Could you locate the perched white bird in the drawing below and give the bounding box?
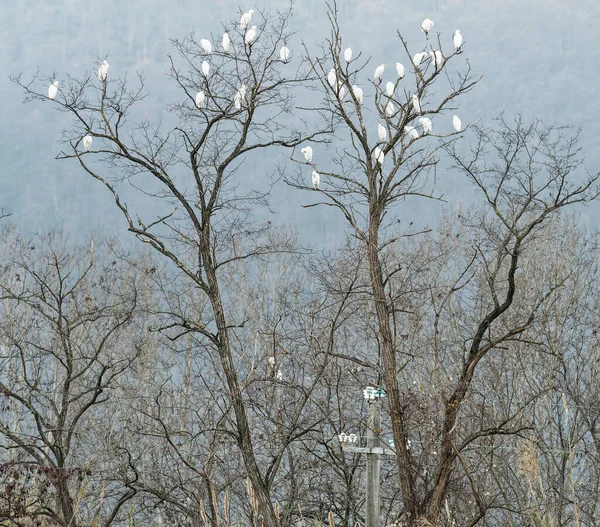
[280,45,290,62]
[301,146,313,163]
[344,47,352,62]
[245,25,258,45]
[337,84,346,100]
[276,369,283,380]
[418,117,432,135]
[200,39,212,54]
[240,9,254,30]
[453,115,462,132]
[373,147,385,165]
[327,69,337,88]
[453,30,463,52]
[352,85,363,104]
[195,90,205,108]
[396,62,405,78]
[312,170,320,189]
[421,18,434,35]
[234,84,247,110]
[268,356,276,366]
[48,80,59,100]
[386,101,396,116]
[432,50,443,70]
[83,135,93,151]
[412,52,425,67]
[385,81,394,97]
[377,123,387,142]
[411,94,421,113]
[97,60,109,82]
[404,125,419,140]
[374,64,385,80]
[222,33,231,52]
[202,60,210,76]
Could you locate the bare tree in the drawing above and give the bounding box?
[0,228,154,527]
[14,8,330,526]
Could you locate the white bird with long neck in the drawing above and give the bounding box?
[327,69,337,88]
[301,146,313,163]
[404,125,419,140]
[83,135,93,151]
[240,9,254,30]
[280,45,290,62]
[245,25,258,45]
[431,50,443,70]
[352,85,363,104]
[374,64,385,80]
[195,91,205,108]
[200,39,212,54]
[386,101,396,116]
[234,84,247,110]
[421,18,434,35]
[97,60,109,82]
[344,47,352,62]
[453,115,462,132]
[337,83,346,100]
[411,94,421,113]
[312,170,320,189]
[201,61,210,77]
[396,62,405,78]
[453,30,463,52]
[385,81,394,97]
[377,123,387,142]
[418,117,432,135]
[222,33,231,52]
[48,80,59,100]
[373,147,385,165]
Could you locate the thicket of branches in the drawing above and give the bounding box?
[4,4,600,527]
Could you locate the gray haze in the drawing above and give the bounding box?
[3,0,599,242]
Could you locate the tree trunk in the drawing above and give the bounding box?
[365,208,418,522]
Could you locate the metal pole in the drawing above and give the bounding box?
[365,399,381,527]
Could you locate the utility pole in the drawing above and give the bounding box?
[338,387,395,527]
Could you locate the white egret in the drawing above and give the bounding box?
[404,125,419,140]
[453,115,462,132]
[421,18,434,35]
[412,52,425,67]
[48,80,59,100]
[234,84,247,110]
[337,84,346,100]
[301,146,313,163]
[202,60,210,76]
[433,50,443,69]
[453,30,463,51]
[386,101,396,117]
[418,117,432,135]
[352,85,363,104]
[245,25,258,45]
[344,47,352,62]
[200,39,212,54]
[396,62,405,78]
[373,147,384,165]
[276,369,283,380]
[240,9,254,30]
[222,33,231,52]
[83,135,93,151]
[280,45,290,62]
[411,94,421,113]
[312,170,320,189]
[377,123,387,142]
[374,64,385,80]
[385,81,394,97]
[327,69,337,88]
[268,356,276,366]
[97,60,109,82]
[195,90,205,108]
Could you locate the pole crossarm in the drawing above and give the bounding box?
[341,446,396,456]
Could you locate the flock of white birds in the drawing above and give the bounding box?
[44,12,464,193]
[305,18,464,189]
